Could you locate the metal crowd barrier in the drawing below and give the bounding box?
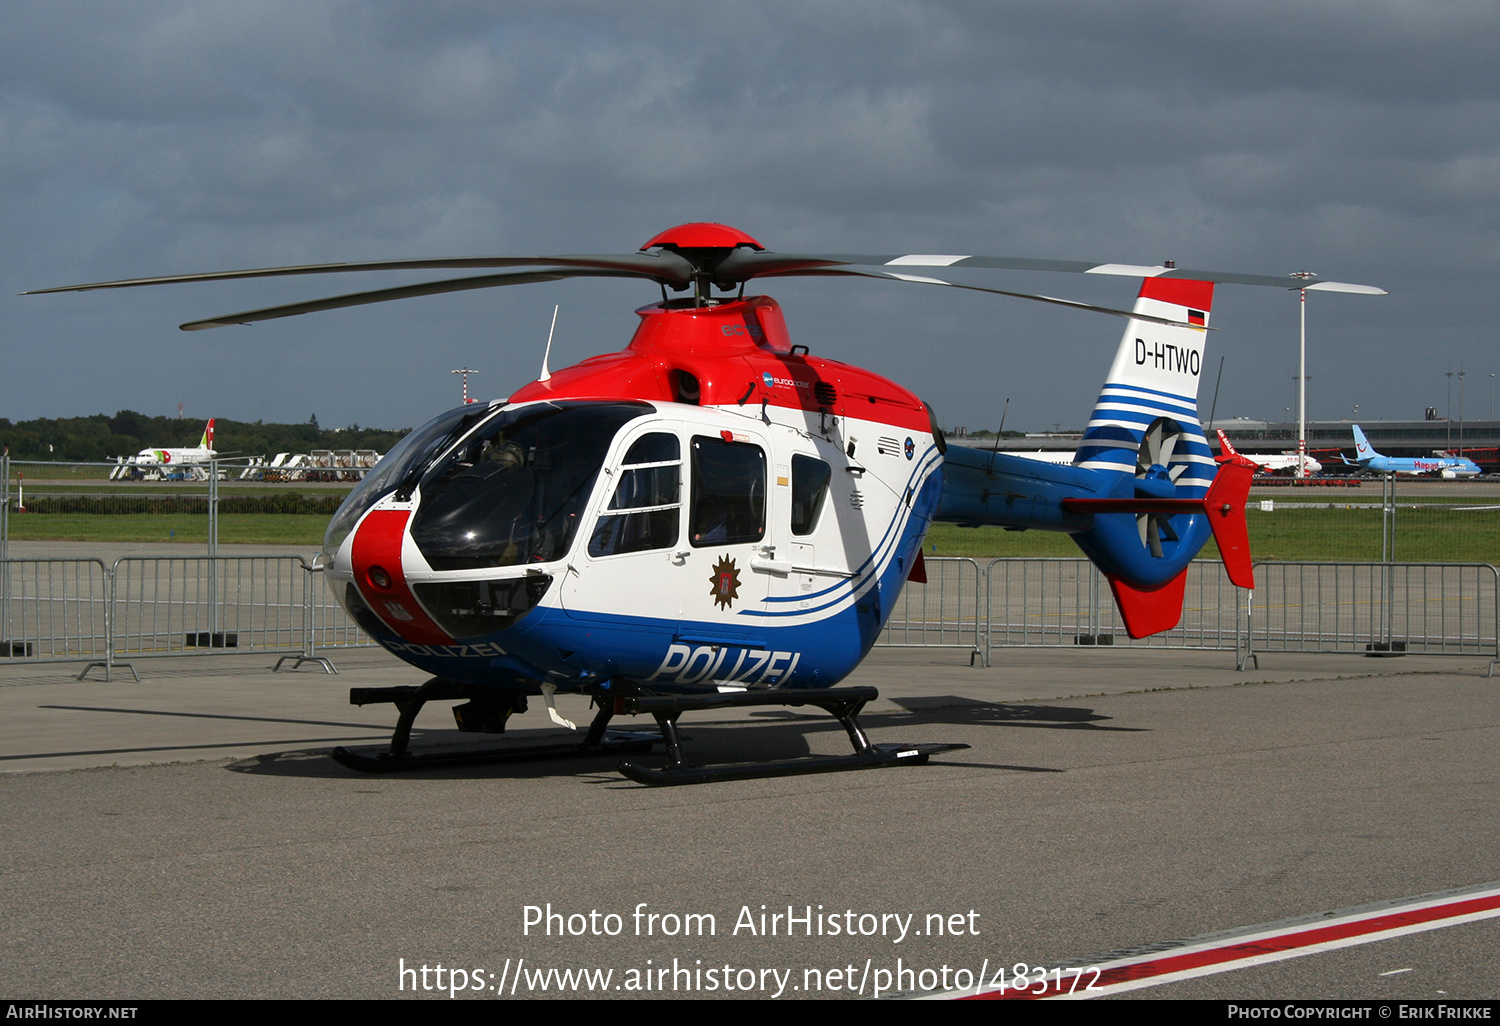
[304,561,377,656]
[976,558,1246,666]
[880,557,1495,674]
[0,558,115,676]
[5,554,1496,680]
[1244,562,1500,673]
[0,555,374,679]
[111,555,310,658]
[981,557,1089,650]
[874,556,987,664]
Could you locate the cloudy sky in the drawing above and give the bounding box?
[4,1,1498,436]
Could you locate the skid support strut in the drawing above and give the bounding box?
[615,686,968,786]
[330,677,657,773]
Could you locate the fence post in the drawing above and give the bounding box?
[1380,473,1394,562]
[1089,567,1102,642]
[79,560,138,683]
[103,562,115,682]
[1236,564,1260,669]
[274,556,336,673]
[1,449,9,657]
[980,559,991,668]
[1491,568,1499,679]
[1378,474,1395,649]
[207,459,219,641]
[1235,583,1258,671]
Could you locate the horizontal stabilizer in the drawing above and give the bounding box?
[1107,570,1188,639]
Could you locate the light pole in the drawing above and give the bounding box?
[451,367,480,404]
[1446,367,1454,448]
[1458,365,1466,456]
[1290,275,1317,479]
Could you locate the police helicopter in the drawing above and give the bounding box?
[29,223,1384,784]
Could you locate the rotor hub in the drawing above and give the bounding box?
[640,223,764,252]
[639,224,765,301]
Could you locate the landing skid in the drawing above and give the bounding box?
[615,687,969,787]
[330,678,657,773]
[331,679,967,785]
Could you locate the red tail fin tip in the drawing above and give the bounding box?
[1204,455,1256,589]
[1107,571,1188,639]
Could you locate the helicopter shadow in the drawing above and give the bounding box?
[225,696,1138,782]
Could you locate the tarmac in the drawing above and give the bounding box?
[0,642,1490,773]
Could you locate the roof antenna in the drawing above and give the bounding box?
[539,304,559,382]
[1207,355,1225,434]
[992,397,1010,455]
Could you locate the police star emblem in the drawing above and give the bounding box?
[709,555,741,610]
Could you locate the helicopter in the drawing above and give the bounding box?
[29,223,1383,784]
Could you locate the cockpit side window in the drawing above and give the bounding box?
[409,401,649,570]
[588,432,681,557]
[690,436,766,547]
[790,454,831,536]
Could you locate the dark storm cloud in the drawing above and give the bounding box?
[3,1,1497,434]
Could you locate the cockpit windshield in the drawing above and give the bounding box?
[323,402,489,561]
[409,401,651,570]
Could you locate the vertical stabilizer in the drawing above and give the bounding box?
[1068,277,1222,635]
[1205,453,1256,589]
[200,419,216,450]
[1074,278,1215,497]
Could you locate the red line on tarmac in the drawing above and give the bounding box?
[959,883,1500,1000]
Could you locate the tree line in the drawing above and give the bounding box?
[0,412,410,463]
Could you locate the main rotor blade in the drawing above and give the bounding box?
[28,242,1384,302]
[719,249,1386,294]
[27,251,695,294]
[176,267,657,331]
[762,268,1197,327]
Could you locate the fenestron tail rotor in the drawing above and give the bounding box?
[1134,418,1189,560]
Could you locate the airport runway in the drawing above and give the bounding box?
[1,645,1497,1000]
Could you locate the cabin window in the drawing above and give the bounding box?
[690,436,765,547]
[588,433,681,557]
[790,454,831,536]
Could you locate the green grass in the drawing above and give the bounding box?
[925,506,1500,564]
[6,504,1497,563]
[4,514,331,545]
[4,465,114,481]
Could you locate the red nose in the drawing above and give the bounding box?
[350,508,452,645]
